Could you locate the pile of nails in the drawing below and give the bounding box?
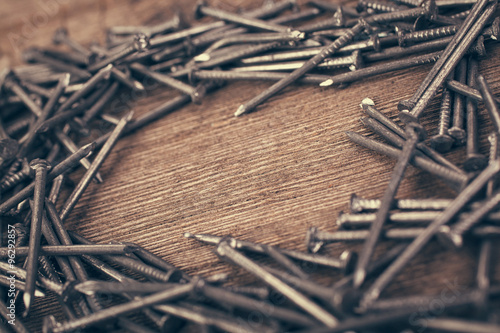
[0,0,500,331]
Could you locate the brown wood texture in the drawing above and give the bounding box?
[1,0,500,330]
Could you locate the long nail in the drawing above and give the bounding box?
[216,239,339,327]
[58,64,113,111]
[45,283,194,333]
[345,131,468,191]
[23,48,91,80]
[350,193,456,212]
[23,159,51,315]
[448,57,468,145]
[184,232,353,271]
[192,69,330,84]
[320,51,441,87]
[398,0,494,123]
[4,79,43,117]
[88,34,149,72]
[446,79,500,105]
[354,124,424,287]
[478,74,500,137]
[0,142,95,215]
[130,63,205,104]
[59,112,132,221]
[430,89,455,152]
[464,57,488,171]
[54,129,103,183]
[195,2,295,33]
[235,19,367,116]
[361,159,500,309]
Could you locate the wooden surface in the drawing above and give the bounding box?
[1,0,500,330]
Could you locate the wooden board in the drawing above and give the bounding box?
[1,0,500,330]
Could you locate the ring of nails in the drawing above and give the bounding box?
[0,0,500,332]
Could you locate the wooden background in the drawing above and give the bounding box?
[1,0,500,330]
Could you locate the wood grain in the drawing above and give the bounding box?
[1,0,500,330]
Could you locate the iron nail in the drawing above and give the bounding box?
[350,193,454,212]
[354,123,424,287]
[320,51,441,87]
[44,283,194,333]
[430,88,455,153]
[24,158,51,315]
[88,33,150,72]
[464,56,488,172]
[478,74,500,137]
[448,57,468,145]
[364,289,485,313]
[195,1,295,33]
[59,112,132,221]
[398,0,496,123]
[361,159,500,309]
[23,47,92,80]
[130,62,205,104]
[0,142,95,215]
[345,131,468,191]
[191,69,330,84]
[446,78,500,105]
[195,278,317,326]
[216,239,339,327]
[185,232,354,271]
[235,19,368,116]
[58,64,113,112]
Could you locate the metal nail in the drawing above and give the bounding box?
[24,159,51,314]
[58,64,113,112]
[216,239,339,327]
[350,193,454,212]
[45,282,194,333]
[23,48,91,80]
[130,63,205,104]
[195,2,295,33]
[185,232,354,271]
[447,78,500,105]
[448,57,468,145]
[345,131,468,191]
[478,74,500,137]
[59,112,132,221]
[88,34,150,72]
[235,19,367,116]
[399,25,458,47]
[195,278,317,326]
[361,159,500,309]
[320,51,441,87]
[0,142,95,215]
[464,57,488,171]
[398,0,496,123]
[354,123,424,287]
[430,88,455,153]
